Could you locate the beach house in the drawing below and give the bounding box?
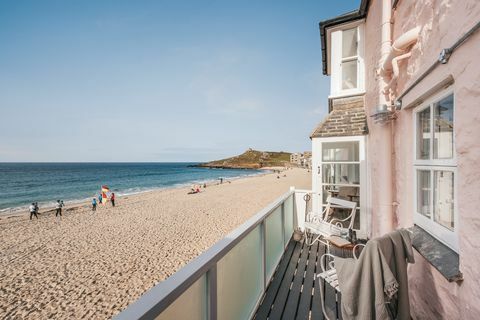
[310,0,480,318]
[114,1,480,319]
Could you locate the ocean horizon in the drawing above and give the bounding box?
[0,162,265,213]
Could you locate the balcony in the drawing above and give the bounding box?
[114,188,341,320]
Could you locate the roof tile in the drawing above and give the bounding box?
[310,95,368,138]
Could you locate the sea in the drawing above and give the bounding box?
[0,163,266,213]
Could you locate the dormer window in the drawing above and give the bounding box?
[328,22,365,97]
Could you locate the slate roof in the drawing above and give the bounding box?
[310,96,368,138]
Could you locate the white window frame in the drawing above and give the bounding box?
[312,135,367,238]
[328,21,365,98]
[340,27,359,91]
[413,88,458,251]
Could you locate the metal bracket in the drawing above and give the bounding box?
[438,48,452,64]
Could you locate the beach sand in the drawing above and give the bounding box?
[0,167,310,319]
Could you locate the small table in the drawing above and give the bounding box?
[326,235,366,259]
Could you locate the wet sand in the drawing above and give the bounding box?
[0,167,310,319]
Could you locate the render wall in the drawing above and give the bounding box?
[364,0,480,318]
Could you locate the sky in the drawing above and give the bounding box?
[0,0,360,162]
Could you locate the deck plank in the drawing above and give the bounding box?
[267,241,303,319]
[255,238,339,320]
[255,240,297,320]
[311,243,325,319]
[322,278,339,320]
[295,240,319,320]
[281,241,310,320]
[314,248,339,320]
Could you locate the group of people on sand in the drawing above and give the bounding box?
[91,192,115,211]
[276,170,287,179]
[29,192,117,220]
[29,200,64,220]
[29,202,40,220]
[188,178,234,195]
[188,184,205,194]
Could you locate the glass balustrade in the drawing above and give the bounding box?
[116,190,302,320]
[265,205,284,280]
[155,276,207,320]
[217,225,263,320]
[284,195,294,246]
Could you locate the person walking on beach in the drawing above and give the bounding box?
[92,198,97,212]
[110,193,115,207]
[34,202,39,216]
[55,200,63,217]
[29,203,38,220]
[98,193,102,205]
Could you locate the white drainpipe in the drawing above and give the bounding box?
[375,3,419,236]
[381,27,421,76]
[383,51,412,93]
[376,0,394,236]
[381,26,420,99]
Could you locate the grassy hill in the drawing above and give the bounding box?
[197,149,291,169]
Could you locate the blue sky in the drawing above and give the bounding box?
[0,0,360,162]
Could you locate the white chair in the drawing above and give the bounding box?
[304,196,357,246]
[316,244,365,320]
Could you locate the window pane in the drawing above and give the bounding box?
[342,60,357,90]
[342,28,357,58]
[434,94,454,159]
[322,163,360,185]
[434,171,454,230]
[416,107,431,160]
[322,185,360,207]
[322,141,359,162]
[417,170,431,218]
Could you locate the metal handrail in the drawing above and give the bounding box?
[115,189,295,320]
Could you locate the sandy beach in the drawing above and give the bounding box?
[0,167,310,319]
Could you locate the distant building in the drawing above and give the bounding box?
[290,152,312,168]
[290,153,301,164]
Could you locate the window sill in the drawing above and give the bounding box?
[410,225,463,282]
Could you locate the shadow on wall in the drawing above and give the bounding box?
[408,252,445,319]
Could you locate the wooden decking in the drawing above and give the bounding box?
[254,238,341,320]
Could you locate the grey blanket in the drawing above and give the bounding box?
[334,229,414,320]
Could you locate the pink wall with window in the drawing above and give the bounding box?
[364,0,480,318]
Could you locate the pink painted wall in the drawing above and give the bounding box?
[364,0,480,318]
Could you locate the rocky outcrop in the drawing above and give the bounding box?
[196,149,291,169]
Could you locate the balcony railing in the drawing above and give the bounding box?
[114,188,311,320]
